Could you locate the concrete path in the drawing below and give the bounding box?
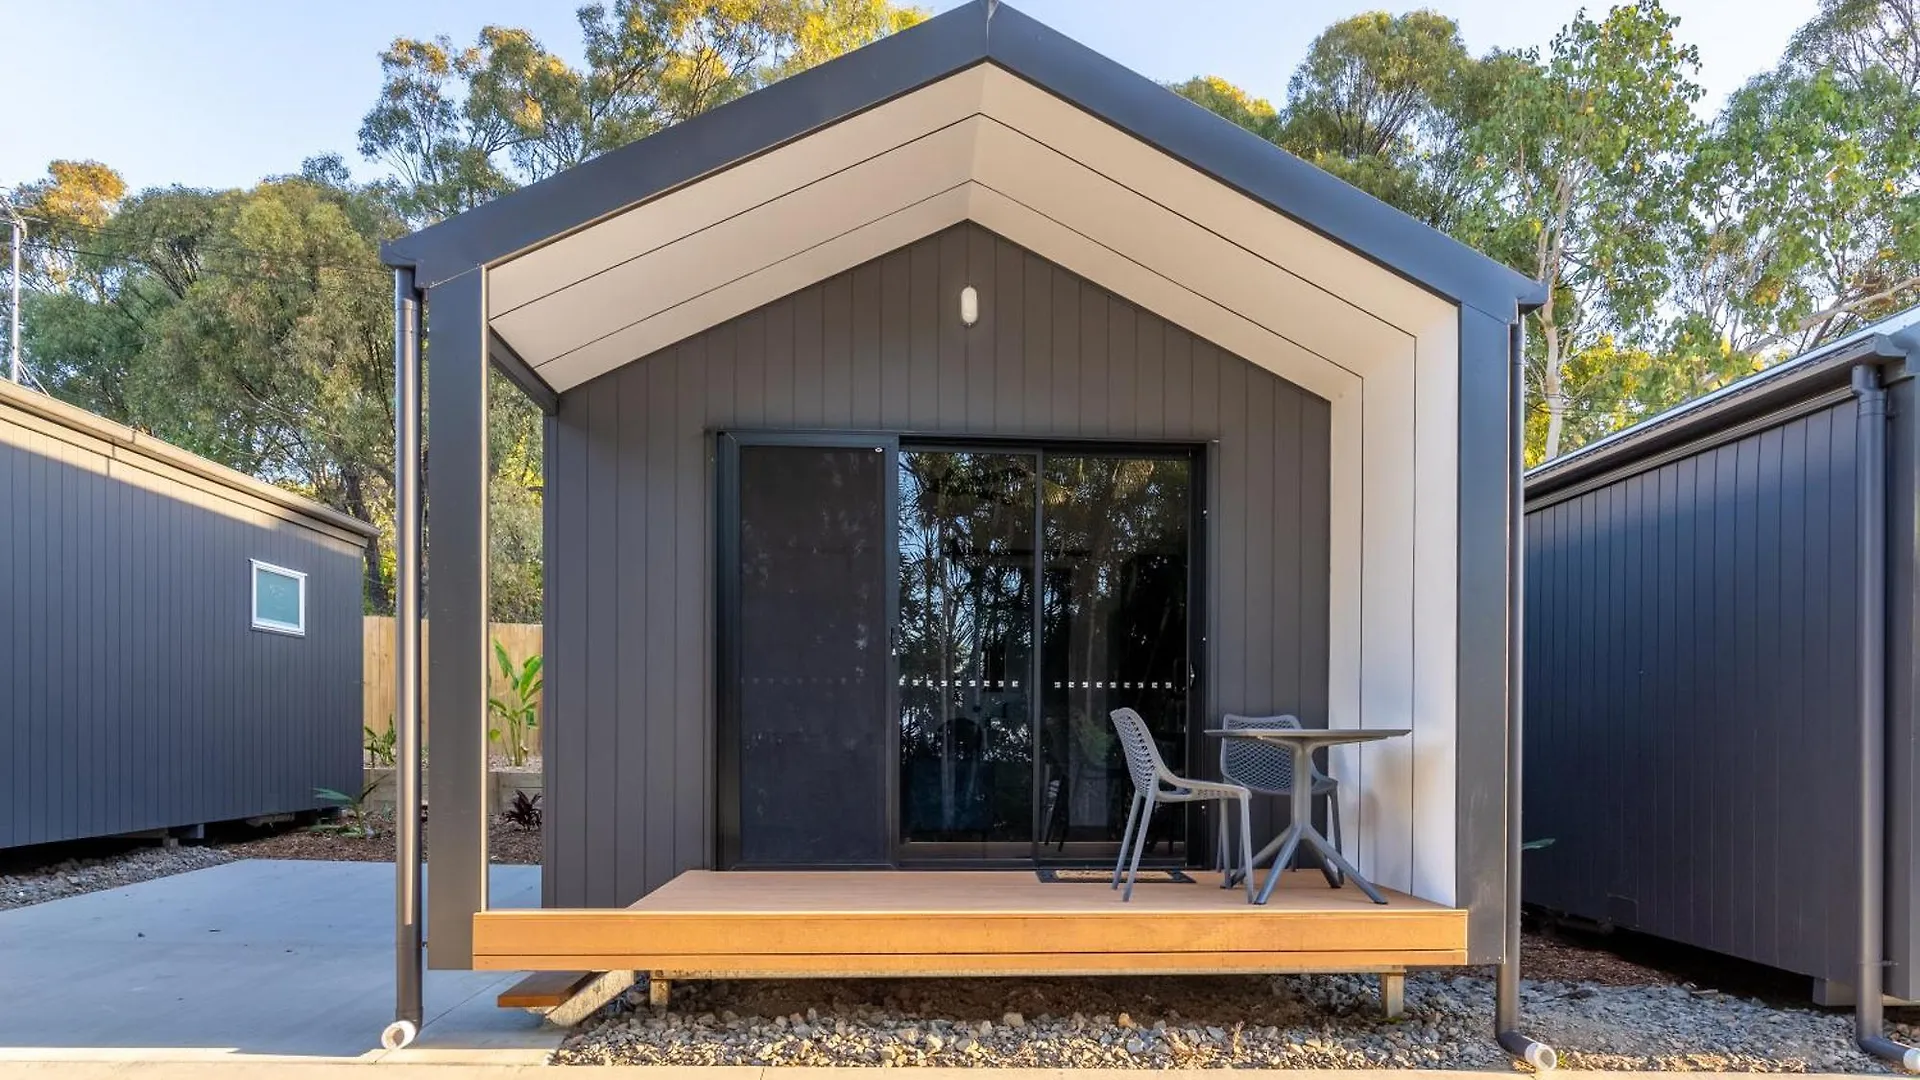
[0,859,561,1064]
[0,1066,1884,1079]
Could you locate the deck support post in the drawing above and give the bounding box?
[1379,972,1405,1019]
[649,977,672,1009]
[425,268,491,970]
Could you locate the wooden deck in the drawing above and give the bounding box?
[472,869,1467,976]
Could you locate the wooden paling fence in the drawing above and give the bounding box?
[363,617,543,743]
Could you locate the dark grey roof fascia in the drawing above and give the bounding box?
[381,1,1542,317]
[1525,311,1920,496]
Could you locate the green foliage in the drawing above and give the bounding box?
[1169,76,1280,141]
[10,0,922,625]
[503,789,544,831]
[315,780,384,838]
[8,0,1916,563]
[1176,0,1919,463]
[359,0,929,226]
[365,724,397,768]
[487,639,545,767]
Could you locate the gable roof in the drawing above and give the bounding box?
[381,0,1542,320]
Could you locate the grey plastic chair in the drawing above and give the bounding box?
[1109,708,1254,901]
[1219,713,1344,887]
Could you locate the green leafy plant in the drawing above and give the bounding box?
[364,722,397,768]
[487,639,544,767]
[503,789,543,832]
[315,779,384,838]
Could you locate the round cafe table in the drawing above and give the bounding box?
[1203,726,1411,905]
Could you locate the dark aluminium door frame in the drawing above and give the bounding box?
[715,429,1209,871]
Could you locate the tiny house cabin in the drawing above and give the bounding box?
[1523,305,1920,1002]
[383,1,1543,990]
[0,378,370,849]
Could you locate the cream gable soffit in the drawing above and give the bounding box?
[488,66,1432,394]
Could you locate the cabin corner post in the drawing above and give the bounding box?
[390,265,425,1041]
[1454,305,1519,961]
[425,267,491,970]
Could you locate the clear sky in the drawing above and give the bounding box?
[1,0,1820,194]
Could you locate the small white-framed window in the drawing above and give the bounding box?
[251,560,307,636]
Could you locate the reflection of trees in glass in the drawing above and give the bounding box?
[896,452,1035,842]
[1040,456,1191,845]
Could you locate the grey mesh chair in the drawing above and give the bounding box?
[1109,708,1254,901]
[1219,713,1344,886]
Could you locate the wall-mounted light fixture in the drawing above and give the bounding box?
[960,285,979,327]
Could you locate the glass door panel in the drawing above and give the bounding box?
[896,450,1037,857]
[1037,454,1193,861]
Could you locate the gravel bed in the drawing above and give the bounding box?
[0,844,235,910]
[555,971,1920,1071]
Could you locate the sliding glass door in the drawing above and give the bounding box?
[894,446,1196,865]
[895,451,1039,859]
[1035,453,1194,861]
[721,434,1198,869]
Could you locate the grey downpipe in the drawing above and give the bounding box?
[1498,317,1557,1071]
[383,267,426,1053]
[1849,364,1920,1071]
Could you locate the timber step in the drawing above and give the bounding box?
[497,970,595,1009]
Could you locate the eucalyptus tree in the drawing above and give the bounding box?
[1473,0,1703,460]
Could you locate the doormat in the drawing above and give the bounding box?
[1036,868,1195,884]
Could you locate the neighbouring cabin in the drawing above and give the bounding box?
[383,0,1543,984]
[1522,304,1920,1001]
[0,377,371,850]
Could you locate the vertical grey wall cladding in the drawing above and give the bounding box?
[1524,398,1872,989]
[0,429,364,849]
[546,223,1334,908]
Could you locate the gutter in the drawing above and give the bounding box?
[1498,316,1557,1071]
[1849,362,1920,1071]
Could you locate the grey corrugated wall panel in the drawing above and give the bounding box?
[545,222,1334,908]
[1523,396,1866,988]
[0,412,364,850]
[1887,371,1919,1000]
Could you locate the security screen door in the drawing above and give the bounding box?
[721,436,895,867]
[722,435,1195,868]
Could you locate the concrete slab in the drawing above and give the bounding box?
[0,1066,1883,1080]
[0,859,560,1063]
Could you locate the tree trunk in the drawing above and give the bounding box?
[1541,314,1566,461]
[343,467,389,614]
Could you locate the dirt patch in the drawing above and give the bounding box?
[1523,927,1683,987]
[213,809,542,865]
